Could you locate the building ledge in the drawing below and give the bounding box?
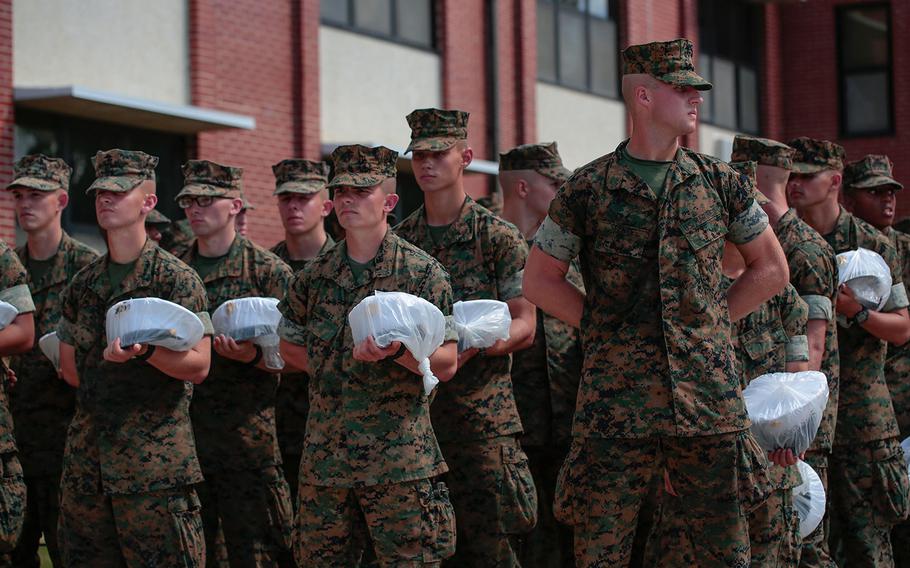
[14,86,256,134]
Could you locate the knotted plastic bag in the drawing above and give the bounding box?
[744,371,829,455]
[453,300,511,352]
[837,248,893,310]
[0,301,17,330]
[213,297,284,370]
[39,331,60,370]
[348,290,446,396]
[793,460,826,539]
[106,298,205,352]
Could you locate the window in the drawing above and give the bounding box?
[537,0,619,98]
[321,0,434,49]
[837,4,893,137]
[14,109,188,242]
[698,0,762,133]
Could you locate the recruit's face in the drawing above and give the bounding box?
[846,185,898,230]
[526,172,561,221]
[332,184,394,231]
[787,171,838,210]
[411,145,470,193]
[649,81,703,136]
[12,188,65,232]
[278,192,331,236]
[234,209,249,237]
[95,185,155,231]
[186,196,241,238]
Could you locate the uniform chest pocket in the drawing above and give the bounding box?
[457,269,494,300]
[682,210,728,253]
[593,222,652,259]
[307,309,343,344]
[740,323,788,361]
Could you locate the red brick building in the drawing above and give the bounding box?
[1,0,906,247]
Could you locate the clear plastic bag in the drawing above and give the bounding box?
[0,301,17,329]
[212,297,284,370]
[452,300,511,352]
[38,331,60,370]
[348,290,446,396]
[106,298,205,352]
[793,460,826,539]
[837,248,893,310]
[744,371,829,455]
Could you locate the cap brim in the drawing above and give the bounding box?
[6,177,63,192]
[273,180,326,195]
[87,176,145,194]
[176,184,237,198]
[405,137,460,154]
[538,166,573,183]
[327,173,390,188]
[849,176,904,191]
[660,70,713,91]
[790,162,830,174]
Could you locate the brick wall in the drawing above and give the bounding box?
[0,0,13,244]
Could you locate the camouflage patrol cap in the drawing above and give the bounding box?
[328,145,398,188]
[730,160,770,205]
[88,149,158,194]
[499,142,572,183]
[621,38,712,91]
[844,155,903,191]
[788,137,846,173]
[145,209,172,227]
[731,135,794,170]
[7,154,72,192]
[272,159,330,195]
[177,160,243,199]
[405,108,469,153]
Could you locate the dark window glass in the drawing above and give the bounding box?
[322,0,434,49]
[838,5,893,136]
[537,0,619,98]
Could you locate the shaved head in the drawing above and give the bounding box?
[621,74,661,108]
[380,176,398,195]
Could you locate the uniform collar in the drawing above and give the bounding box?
[606,139,699,201]
[825,205,855,252]
[410,196,477,250]
[187,235,247,282]
[327,230,397,289]
[88,238,160,300]
[18,231,75,292]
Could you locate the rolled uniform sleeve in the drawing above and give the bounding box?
[724,165,769,245]
[0,244,34,313]
[788,245,837,322]
[493,226,530,302]
[0,284,34,314]
[779,284,810,363]
[278,271,309,345]
[534,216,582,263]
[880,243,909,312]
[196,312,214,336]
[56,281,78,346]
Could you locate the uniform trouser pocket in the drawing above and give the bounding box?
[553,440,583,526]
[870,440,910,526]
[420,480,456,562]
[266,473,294,551]
[0,452,26,553]
[497,440,538,535]
[169,489,205,568]
[736,431,773,515]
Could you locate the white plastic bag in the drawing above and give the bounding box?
[0,300,17,330]
[744,371,829,455]
[39,331,60,370]
[793,460,826,539]
[212,297,284,370]
[348,291,446,396]
[106,298,204,352]
[837,248,893,310]
[453,300,511,352]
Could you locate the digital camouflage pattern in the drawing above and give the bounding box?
[177,159,243,199]
[844,154,904,191]
[405,108,469,153]
[56,239,209,495]
[294,478,455,566]
[748,484,801,568]
[556,431,771,567]
[730,135,794,170]
[729,161,770,205]
[788,137,846,174]
[8,154,72,192]
[328,144,398,188]
[395,197,527,443]
[272,158,330,195]
[621,38,712,90]
[145,209,172,227]
[8,234,97,567]
[278,230,456,487]
[271,235,334,273]
[58,485,204,567]
[538,139,768,439]
[884,226,910,438]
[498,142,573,183]
[162,217,195,257]
[87,149,158,193]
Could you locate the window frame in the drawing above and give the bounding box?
[320,0,437,52]
[835,2,895,138]
[536,0,621,99]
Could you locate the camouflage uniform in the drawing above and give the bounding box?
[278,145,457,567]
[162,218,195,257]
[270,159,334,508]
[732,137,842,568]
[499,142,581,568]
[843,154,910,568]
[791,139,910,567]
[56,147,210,568]
[175,160,294,568]
[396,109,537,567]
[0,240,33,560]
[2,155,95,567]
[532,39,774,567]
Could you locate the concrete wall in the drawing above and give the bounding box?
[699,123,738,161]
[320,26,441,148]
[535,82,626,169]
[13,0,189,105]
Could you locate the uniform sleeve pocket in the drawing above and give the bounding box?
[741,324,788,362]
[682,210,728,252]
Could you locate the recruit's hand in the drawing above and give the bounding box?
[457,347,479,369]
[768,448,801,467]
[213,335,259,364]
[103,337,145,363]
[836,284,864,319]
[353,336,400,362]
